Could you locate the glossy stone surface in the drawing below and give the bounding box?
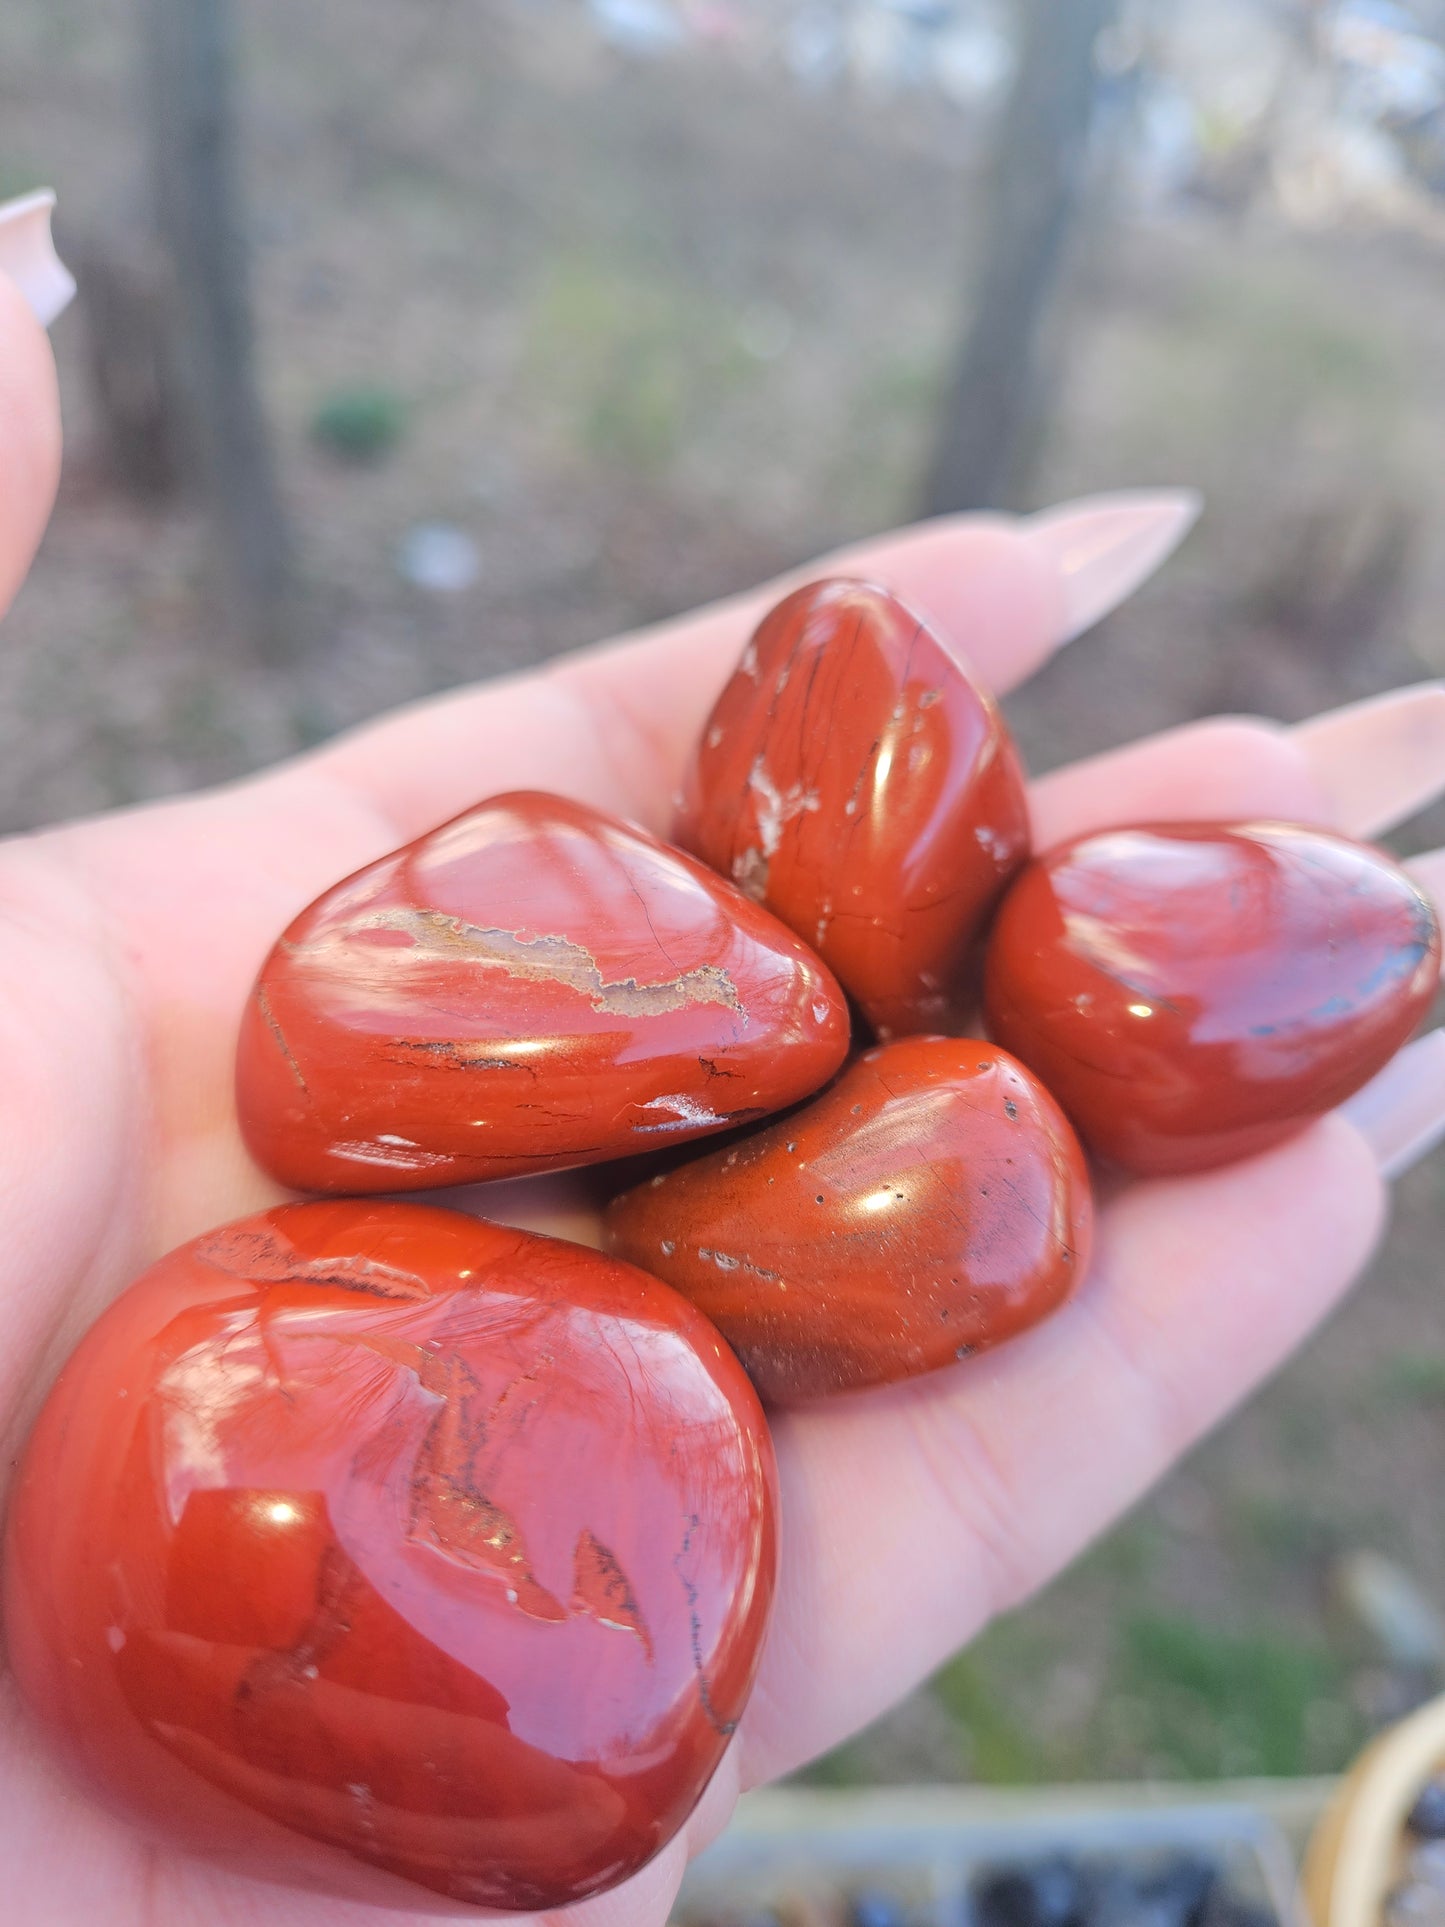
[674,579,1030,1041]
[237,789,849,1193]
[605,1037,1092,1402]
[984,821,1442,1177]
[4,1202,777,1912]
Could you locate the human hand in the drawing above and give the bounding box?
[2,221,1444,1926]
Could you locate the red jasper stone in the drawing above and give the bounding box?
[3,1203,777,1913]
[984,821,1442,1177]
[604,1037,1092,1402]
[236,790,849,1193]
[674,578,1030,1041]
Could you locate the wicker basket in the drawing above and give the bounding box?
[1303,1695,1445,1925]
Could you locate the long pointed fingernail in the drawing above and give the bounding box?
[0,189,75,328]
[1022,489,1201,644]
[1341,1030,1445,1178]
[1293,683,1445,838]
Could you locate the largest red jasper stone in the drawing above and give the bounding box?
[984,821,1442,1176]
[3,1202,777,1913]
[674,578,1030,1040]
[236,789,849,1192]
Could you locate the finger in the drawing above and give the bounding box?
[0,265,63,622]
[311,519,1058,840]
[740,1117,1385,1784]
[308,494,1194,841]
[1030,683,1445,851]
[1029,717,1331,850]
[1292,683,1445,838]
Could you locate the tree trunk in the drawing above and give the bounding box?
[78,234,184,500]
[140,0,297,659]
[920,0,1117,517]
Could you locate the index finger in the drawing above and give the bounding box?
[306,495,1193,843]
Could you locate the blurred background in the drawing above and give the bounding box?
[6,0,1445,1806]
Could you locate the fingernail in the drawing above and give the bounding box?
[1293,683,1445,838]
[1022,489,1202,644]
[1340,1030,1445,1179]
[0,189,76,328]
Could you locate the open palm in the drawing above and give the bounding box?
[0,276,1440,1926]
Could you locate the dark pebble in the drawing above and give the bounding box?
[972,1853,1270,1927]
[973,1857,1085,1927]
[1410,1781,1445,1840]
[1075,1857,1214,1927]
